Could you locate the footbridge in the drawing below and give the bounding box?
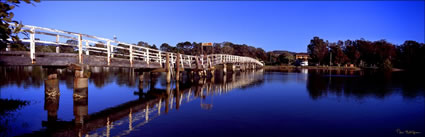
[1,24,263,72]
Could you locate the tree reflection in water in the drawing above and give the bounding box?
[1,66,424,137]
[306,69,425,100]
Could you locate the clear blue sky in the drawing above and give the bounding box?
[12,1,424,52]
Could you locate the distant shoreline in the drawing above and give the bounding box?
[263,65,362,71]
[261,65,408,72]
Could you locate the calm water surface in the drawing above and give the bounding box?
[0,67,424,137]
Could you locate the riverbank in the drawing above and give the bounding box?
[262,65,362,71]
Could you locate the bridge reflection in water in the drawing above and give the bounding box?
[32,67,264,137]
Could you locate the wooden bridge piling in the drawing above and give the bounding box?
[176,53,181,81]
[165,53,171,83]
[44,73,60,122]
[73,69,89,125]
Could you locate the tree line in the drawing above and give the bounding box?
[307,36,425,70]
[159,41,267,61]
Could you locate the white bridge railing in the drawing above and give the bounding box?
[7,24,264,68]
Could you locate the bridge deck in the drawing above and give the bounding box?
[0,51,196,70]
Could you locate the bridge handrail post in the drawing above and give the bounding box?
[226,55,229,63]
[107,40,111,65]
[170,53,174,69]
[209,56,212,67]
[227,55,229,63]
[30,27,35,64]
[189,56,192,68]
[78,34,83,64]
[55,34,60,53]
[146,49,150,65]
[201,55,205,68]
[180,54,184,69]
[158,51,162,67]
[206,55,209,68]
[130,45,133,67]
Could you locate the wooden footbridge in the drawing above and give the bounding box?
[1,24,263,81]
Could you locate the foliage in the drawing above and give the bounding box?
[137,41,157,49]
[306,36,424,70]
[307,37,329,65]
[395,41,425,70]
[343,40,360,64]
[329,41,349,66]
[160,41,267,61]
[277,52,295,65]
[0,0,39,50]
[66,39,78,45]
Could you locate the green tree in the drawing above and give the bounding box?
[307,37,329,65]
[343,40,360,65]
[396,40,425,70]
[1,0,39,50]
[176,41,192,54]
[329,42,348,66]
[160,43,177,52]
[221,44,234,55]
[277,52,294,65]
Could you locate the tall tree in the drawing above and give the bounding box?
[160,43,174,52]
[329,42,348,66]
[176,41,192,54]
[356,39,377,66]
[396,40,425,70]
[343,40,360,65]
[307,37,329,65]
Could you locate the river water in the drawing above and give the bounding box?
[0,67,423,137]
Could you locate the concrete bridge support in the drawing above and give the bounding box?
[73,69,89,125]
[176,53,181,82]
[166,53,171,83]
[134,72,145,99]
[44,73,60,122]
